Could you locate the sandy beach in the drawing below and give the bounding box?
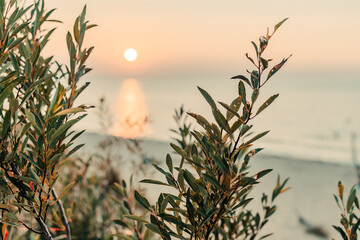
[79,132,359,239]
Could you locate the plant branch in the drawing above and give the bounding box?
[52,189,71,240]
[9,162,54,240]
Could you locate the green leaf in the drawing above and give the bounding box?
[350,217,360,237]
[69,129,86,143]
[2,110,11,138]
[190,155,204,168]
[212,108,231,133]
[246,53,256,66]
[73,16,80,43]
[0,82,17,106]
[17,122,31,139]
[334,195,341,209]
[218,101,240,119]
[0,0,5,16]
[9,22,28,38]
[256,94,279,116]
[188,112,211,129]
[203,174,222,189]
[54,107,85,117]
[145,223,162,235]
[239,125,252,138]
[231,75,251,86]
[152,165,165,177]
[255,169,272,180]
[50,119,79,146]
[86,24,98,30]
[266,55,292,80]
[124,215,149,223]
[198,86,217,110]
[251,70,259,89]
[166,154,173,173]
[186,190,196,225]
[7,36,26,50]
[0,61,11,76]
[259,233,274,239]
[30,45,41,66]
[40,28,56,49]
[4,152,16,163]
[333,225,349,240]
[160,196,169,213]
[238,81,246,104]
[260,57,269,70]
[66,31,75,57]
[159,213,187,228]
[251,89,259,103]
[274,18,289,32]
[113,219,131,228]
[134,190,151,210]
[140,179,169,186]
[211,154,230,176]
[65,144,85,159]
[183,170,200,192]
[171,143,190,159]
[178,169,185,192]
[243,131,270,146]
[251,41,259,57]
[346,188,356,213]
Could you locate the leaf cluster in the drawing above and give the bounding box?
[0,1,94,239]
[333,181,360,240]
[129,19,291,240]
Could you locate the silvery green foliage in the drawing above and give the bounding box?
[333,182,360,240]
[128,19,291,240]
[0,1,95,239]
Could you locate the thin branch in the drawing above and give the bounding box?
[52,189,71,240]
[21,221,44,235]
[35,214,54,240]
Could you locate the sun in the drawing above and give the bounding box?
[124,48,137,62]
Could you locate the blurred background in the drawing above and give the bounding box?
[44,0,360,164]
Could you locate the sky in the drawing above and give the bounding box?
[46,0,360,79]
[39,0,360,162]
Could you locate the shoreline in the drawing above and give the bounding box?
[80,131,357,167]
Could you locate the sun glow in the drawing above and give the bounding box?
[113,78,147,138]
[124,48,137,62]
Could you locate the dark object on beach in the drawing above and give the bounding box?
[299,216,329,238]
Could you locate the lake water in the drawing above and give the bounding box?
[76,71,360,165]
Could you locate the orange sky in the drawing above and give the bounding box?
[45,0,360,78]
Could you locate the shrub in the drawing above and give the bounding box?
[126,19,291,240]
[333,181,360,240]
[0,1,94,239]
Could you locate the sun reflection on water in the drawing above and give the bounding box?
[113,78,147,138]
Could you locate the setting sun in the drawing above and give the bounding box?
[124,48,137,62]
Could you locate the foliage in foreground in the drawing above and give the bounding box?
[123,19,291,240]
[0,0,95,239]
[333,181,360,240]
[59,98,156,240]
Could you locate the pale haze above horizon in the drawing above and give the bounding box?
[46,0,360,79]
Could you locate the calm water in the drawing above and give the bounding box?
[76,71,360,164]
